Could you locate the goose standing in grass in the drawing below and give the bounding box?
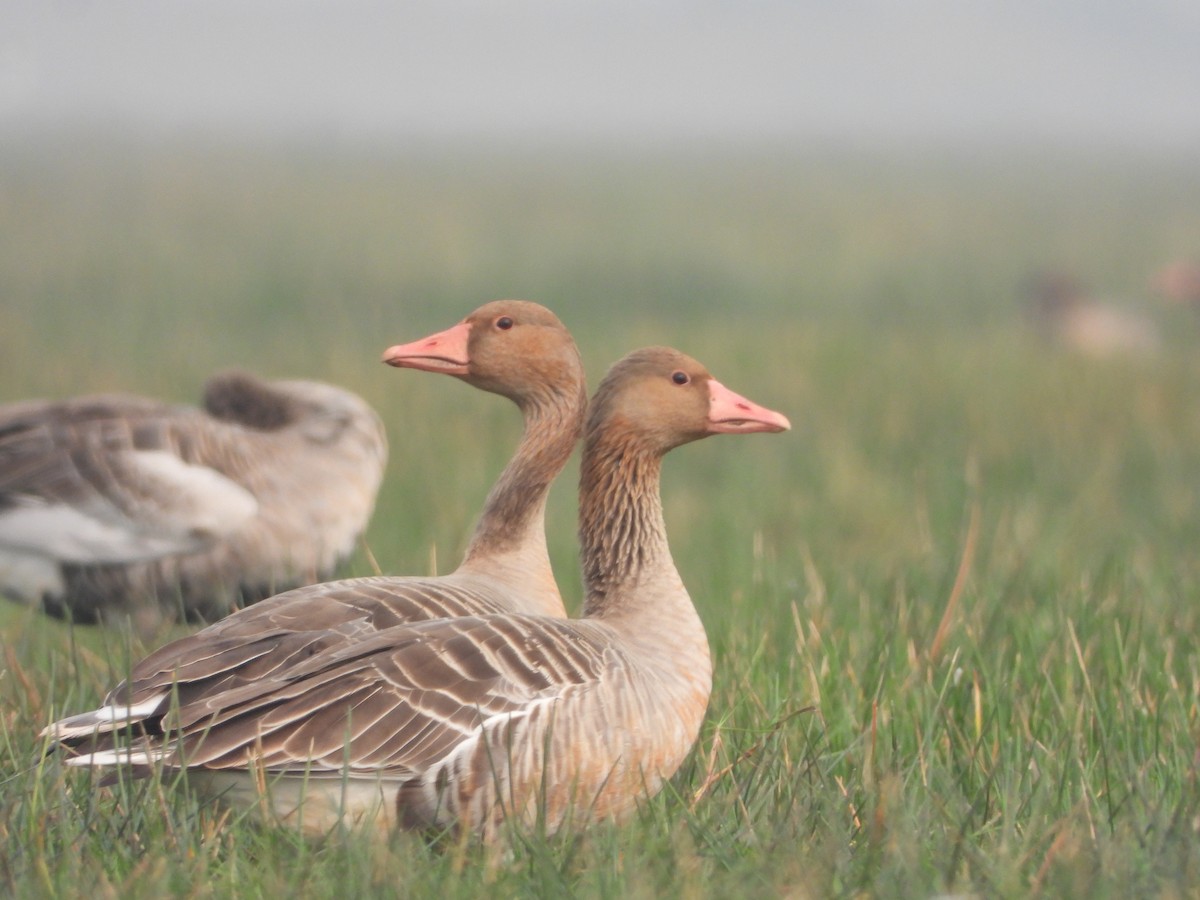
[45,347,789,839]
[40,300,585,712]
[0,371,387,628]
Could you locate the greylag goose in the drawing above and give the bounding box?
[45,346,789,840]
[0,372,387,626]
[40,300,584,716]
[1024,270,1161,358]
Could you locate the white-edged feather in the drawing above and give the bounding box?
[64,748,160,768]
[41,693,169,741]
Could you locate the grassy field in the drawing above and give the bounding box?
[2,137,1200,897]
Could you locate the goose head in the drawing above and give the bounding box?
[586,347,790,455]
[381,300,584,409]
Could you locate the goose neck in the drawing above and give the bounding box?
[461,380,584,566]
[578,428,677,618]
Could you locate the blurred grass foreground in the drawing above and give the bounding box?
[2,138,1200,896]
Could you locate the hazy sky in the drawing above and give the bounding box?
[3,0,1199,151]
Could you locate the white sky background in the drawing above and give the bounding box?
[2,0,1199,151]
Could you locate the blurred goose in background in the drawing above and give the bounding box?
[45,347,790,839]
[0,372,387,627]
[35,300,585,713]
[1023,269,1161,358]
[1151,259,1200,308]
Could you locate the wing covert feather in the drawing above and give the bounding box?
[154,615,612,776]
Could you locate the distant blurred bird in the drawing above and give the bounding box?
[1023,270,1161,358]
[1151,260,1200,308]
[0,371,387,628]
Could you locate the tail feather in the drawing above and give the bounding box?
[64,747,162,768]
[41,693,169,742]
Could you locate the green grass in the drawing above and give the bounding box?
[3,138,1200,897]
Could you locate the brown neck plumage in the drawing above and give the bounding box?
[461,375,587,564]
[577,419,672,618]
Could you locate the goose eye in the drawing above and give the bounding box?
[671,371,689,385]
[495,316,515,331]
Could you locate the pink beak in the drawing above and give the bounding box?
[382,320,472,376]
[706,378,790,434]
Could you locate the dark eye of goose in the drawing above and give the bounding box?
[495,316,515,330]
[671,371,689,385]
